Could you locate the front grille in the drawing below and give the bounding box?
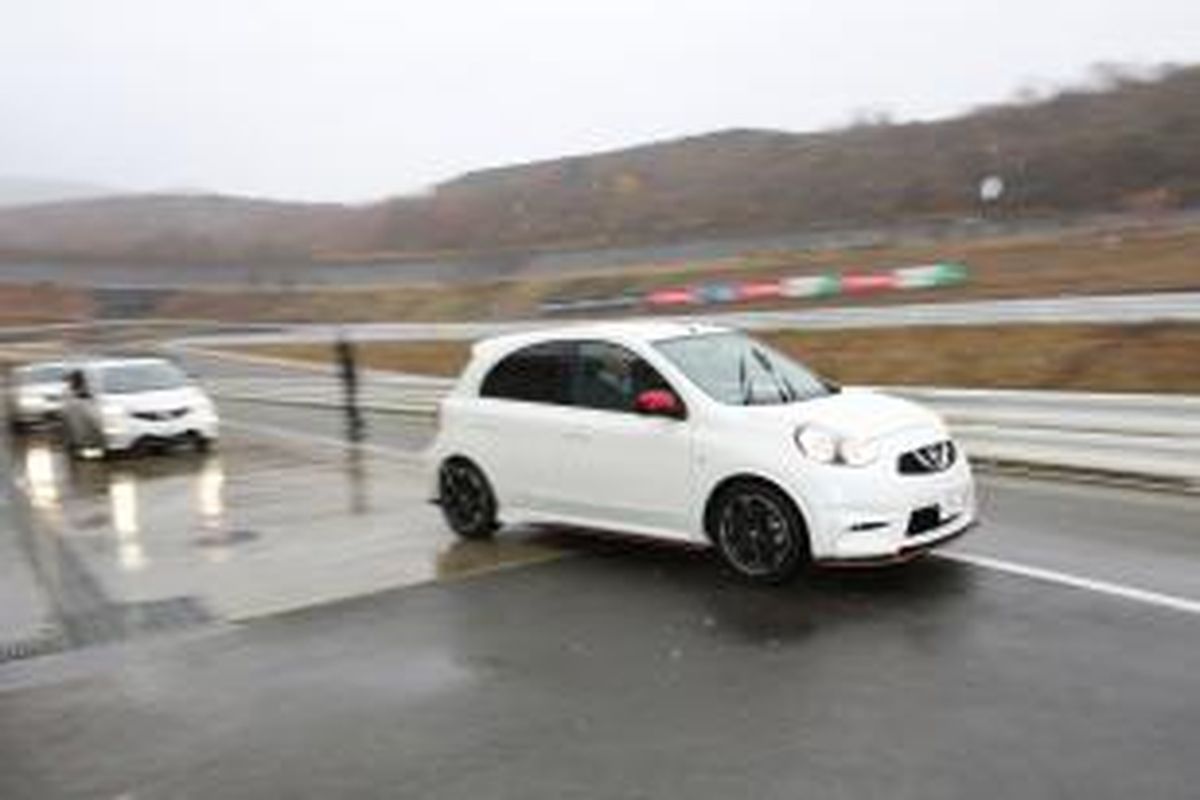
[898,440,957,475]
[132,407,188,422]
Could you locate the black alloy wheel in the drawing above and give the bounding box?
[438,458,498,539]
[713,483,808,584]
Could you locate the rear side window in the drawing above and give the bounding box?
[479,342,572,404]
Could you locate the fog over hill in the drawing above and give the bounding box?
[2,63,1198,264]
[0,176,122,208]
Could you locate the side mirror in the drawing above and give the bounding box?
[634,389,685,420]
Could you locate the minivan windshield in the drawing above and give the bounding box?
[656,332,830,406]
[99,361,188,394]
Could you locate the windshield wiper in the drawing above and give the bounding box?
[737,351,753,405]
[751,347,795,403]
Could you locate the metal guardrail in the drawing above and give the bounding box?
[883,388,1200,484]
[208,377,1200,486]
[210,374,455,414]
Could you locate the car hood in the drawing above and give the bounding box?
[737,388,945,440]
[104,386,205,412]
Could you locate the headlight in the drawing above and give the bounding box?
[795,425,879,467]
[838,436,880,467]
[795,425,838,464]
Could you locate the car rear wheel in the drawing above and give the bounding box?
[438,458,498,540]
[711,481,809,584]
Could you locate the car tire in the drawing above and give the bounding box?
[438,458,498,540]
[710,481,810,585]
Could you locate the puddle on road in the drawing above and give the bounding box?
[6,429,569,628]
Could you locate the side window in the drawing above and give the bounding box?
[573,341,671,413]
[479,342,571,405]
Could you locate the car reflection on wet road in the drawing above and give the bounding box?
[6,424,567,637]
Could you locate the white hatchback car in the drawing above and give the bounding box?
[6,361,72,430]
[430,322,976,583]
[61,357,220,458]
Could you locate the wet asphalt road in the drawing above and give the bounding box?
[1,354,1199,798]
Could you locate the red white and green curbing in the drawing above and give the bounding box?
[541,262,968,313]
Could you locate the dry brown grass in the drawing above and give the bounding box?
[0,285,93,324]
[240,340,474,378]
[760,322,1200,393]
[233,321,1200,394]
[156,222,1200,323]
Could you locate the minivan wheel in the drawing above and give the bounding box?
[711,482,809,584]
[438,458,498,540]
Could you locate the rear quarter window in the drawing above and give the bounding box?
[479,342,572,405]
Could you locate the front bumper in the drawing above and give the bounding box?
[104,414,219,451]
[806,449,978,563]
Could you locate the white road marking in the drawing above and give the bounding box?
[942,550,1200,616]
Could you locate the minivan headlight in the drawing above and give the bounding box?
[794,425,879,467]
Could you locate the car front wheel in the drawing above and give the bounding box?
[711,482,809,584]
[438,458,498,540]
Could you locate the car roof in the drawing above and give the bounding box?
[476,320,732,356]
[15,360,72,372]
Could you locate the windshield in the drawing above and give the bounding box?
[17,365,68,385]
[99,362,188,394]
[656,332,830,406]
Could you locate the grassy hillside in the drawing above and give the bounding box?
[0,194,370,263]
[2,64,1198,264]
[372,64,1200,252]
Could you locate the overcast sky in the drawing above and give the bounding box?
[3,0,1199,203]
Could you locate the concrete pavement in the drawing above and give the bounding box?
[0,435,59,655]
[2,542,1198,800]
[3,357,1200,799]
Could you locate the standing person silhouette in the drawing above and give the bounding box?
[335,331,364,440]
